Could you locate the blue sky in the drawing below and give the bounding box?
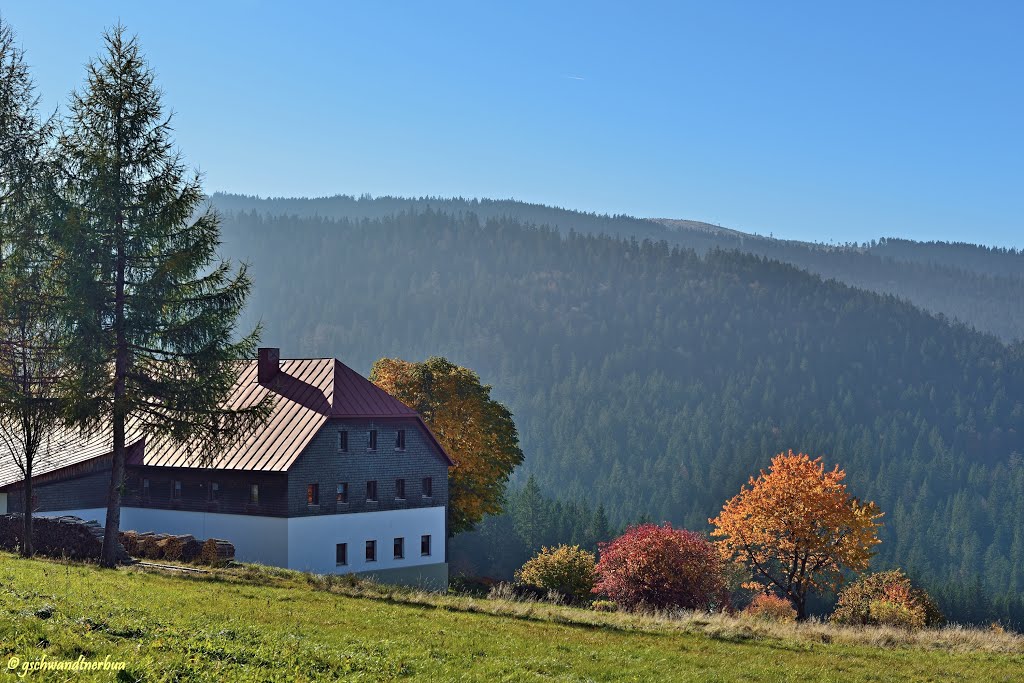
[3,1,1022,247]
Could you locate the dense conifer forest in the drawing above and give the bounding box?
[216,200,1024,625]
[213,193,1024,342]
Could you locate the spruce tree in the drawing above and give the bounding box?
[0,18,62,557]
[54,27,269,567]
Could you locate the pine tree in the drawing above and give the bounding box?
[53,27,270,567]
[0,18,62,557]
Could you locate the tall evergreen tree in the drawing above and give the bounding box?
[54,27,270,566]
[0,18,62,557]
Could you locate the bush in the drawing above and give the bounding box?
[867,598,924,629]
[515,545,597,604]
[831,570,944,629]
[591,600,618,612]
[593,523,729,612]
[744,593,797,622]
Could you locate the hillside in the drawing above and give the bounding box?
[213,193,1024,342]
[216,208,1024,623]
[0,555,1020,682]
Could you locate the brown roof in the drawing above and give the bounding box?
[0,357,452,488]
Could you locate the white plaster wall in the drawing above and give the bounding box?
[123,508,289,567]
[38,507,288,567]
[0,492,7,514]
[287,505,446,575]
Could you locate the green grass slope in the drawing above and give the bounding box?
[0,555,1020,682]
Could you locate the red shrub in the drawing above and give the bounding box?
[593,523,728,611]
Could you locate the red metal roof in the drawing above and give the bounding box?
[0,357,452,488]
[330,360,420,418]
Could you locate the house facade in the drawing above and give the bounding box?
[0,348,452,589]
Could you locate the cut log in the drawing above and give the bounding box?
[200,538,234,566]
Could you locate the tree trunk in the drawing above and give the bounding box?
[100,212,127,569]
[795,592,808,621]
[100,408,125,567]
[20,461,33,557]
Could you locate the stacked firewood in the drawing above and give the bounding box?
[120,529,234,566]
[0,513,129,563]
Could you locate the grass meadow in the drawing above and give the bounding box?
[0,553,1021,682]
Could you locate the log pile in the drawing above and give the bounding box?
[119,529,233,566]
[0,514,129,563]
[200,538,235,566]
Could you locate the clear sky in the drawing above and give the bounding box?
[3,1,1022,247]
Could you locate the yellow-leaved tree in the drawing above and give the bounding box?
[370,357,523,535]
[710,450,883,620]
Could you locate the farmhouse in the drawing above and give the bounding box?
[0,348,452,589]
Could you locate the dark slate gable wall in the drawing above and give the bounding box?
[286,418,449,517]
[5,467,111,514]
[122,467,290,517]
[4,419,449,520]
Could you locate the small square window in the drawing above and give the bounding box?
[394,537,404,559]
[396,429,406,450]
[421,534,431,557]
[422,477,433,498]
[368,430,378,451]
[250,484,260,505]
[395,478,406,500]
[142,478,150,499]
[365,540,377,562]
[336,543,347,566]
[336,482,349,504]
[366,480,378,503]
[338,430,348,452]
[172,480,182,500]
[307,483,319,506]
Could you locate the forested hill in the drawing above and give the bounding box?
[212,193,1024,342]
[217,207,1024,606]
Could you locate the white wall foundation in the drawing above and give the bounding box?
[38,505,447,587]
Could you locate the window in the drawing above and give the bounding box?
[336,482,349,504]
[368,429,378,451]
[142,478,150,499]
[396,429,406,450]
[249,484,260,505]
[338,430,348,452]
[172,480,182,500]
[421,534,431,557]
[307,483,320,506]
[336,543,347,566]
[366,480,378,502]
[209,482,220,502]
[394,537,404,559]
[395,478,406,500]
[365,540,376,562]
[422,477,433,498]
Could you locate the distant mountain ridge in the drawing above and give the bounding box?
[213,193,1024,342]
[214,206,1024,623]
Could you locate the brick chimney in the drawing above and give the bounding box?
[258,347,280,385]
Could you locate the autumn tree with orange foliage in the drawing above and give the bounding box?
[371,357,523,534]
[710,451,883,620]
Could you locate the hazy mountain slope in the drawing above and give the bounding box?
[212,193,1024,342]
[218,208,1024,604]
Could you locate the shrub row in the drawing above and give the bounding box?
[511,531,944,630]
